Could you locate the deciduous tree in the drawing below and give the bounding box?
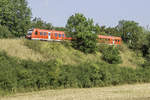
[117,20,144,49]
[31,17,53,30]
[0,0,31,37]
[66,13,97,53]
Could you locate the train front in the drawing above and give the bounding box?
[26,29,33,39]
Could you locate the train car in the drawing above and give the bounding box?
[26,28,121,45]
[26,28,72,41]
[98,35,121,45]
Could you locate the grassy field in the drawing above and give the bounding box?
[1,83,150,100]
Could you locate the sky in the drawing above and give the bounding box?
[27,0,150,28]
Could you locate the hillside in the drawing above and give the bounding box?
[0,39,145,68]
[0,38,149,97]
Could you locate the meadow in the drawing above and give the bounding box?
[1,83,150,100]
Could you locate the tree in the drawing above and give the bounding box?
[93,24,121,36]
[54,27,66,31]
[66,13,98,53]
[0,0,31,37]
[117,20,144,49]
[104,27,121,37]
[31,17,53,30]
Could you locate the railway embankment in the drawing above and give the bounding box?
[0,39,147,96]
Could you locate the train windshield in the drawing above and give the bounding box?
[27,29,33,35]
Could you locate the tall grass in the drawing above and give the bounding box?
[23,39,102,65]
[119,43,145,68]
[0,39,44,61]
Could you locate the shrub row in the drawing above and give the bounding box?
[0,51,150,94]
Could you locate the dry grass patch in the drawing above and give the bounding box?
[1,83,150,100]
[0,39,45,61]
[0,38,102,64]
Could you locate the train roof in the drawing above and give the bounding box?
[98,35,122,40]
[34,28,65,33]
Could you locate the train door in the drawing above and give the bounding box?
[48,32,51,40]
[113,39,115,45]
[33,30,38,39]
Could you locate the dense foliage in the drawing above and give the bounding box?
[66,13,98,53]
[0,51,150,94]
[99,45,122,64]
[31,17,53,30]
[117,20,144,50]
[0,25,12,38]
[0,0,31,37]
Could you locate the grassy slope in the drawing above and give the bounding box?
[0,39,44,61]
[0,39,145,67]
[119,43,145,68]
[0,39,102,65]
[1,83,150,100]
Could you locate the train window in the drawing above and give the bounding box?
[55,33,57,37]
[27,30,33,35]
[44,32,47,36]
[59,34,61,38]
[35,31,38,35]
[62,34,65,37]
[40,32,43,35]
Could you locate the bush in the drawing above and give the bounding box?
[100,45,122,64]
[0,25,13,38]
[71,32,98,53]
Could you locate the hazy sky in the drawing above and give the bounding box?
[27,0,150,28]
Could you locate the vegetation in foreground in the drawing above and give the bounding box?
[0,49,150,95]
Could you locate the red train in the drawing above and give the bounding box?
[26,28,121,45]
[26,28,72,41]
[98,35,121,45]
